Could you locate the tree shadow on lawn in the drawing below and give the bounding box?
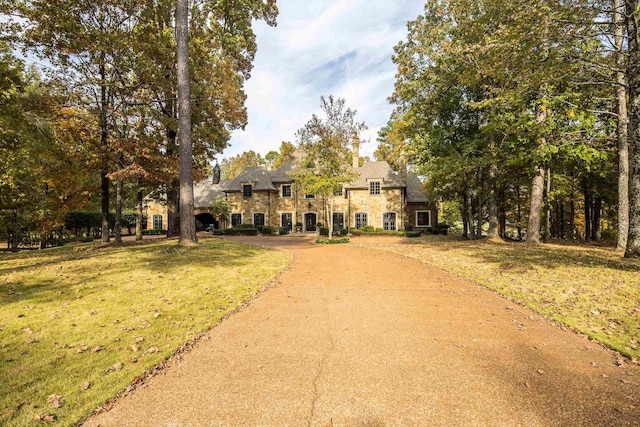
[0,239,274,306]
[421,237,640,274]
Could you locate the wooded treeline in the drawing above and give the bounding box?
[377,0,640,256]
[0,0,277,250]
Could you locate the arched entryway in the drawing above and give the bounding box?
[304,212,317,232]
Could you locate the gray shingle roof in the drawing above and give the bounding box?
[406,173,429,203]
[194,179,228,208]
[215,159,430,203]
[346,161,405,189]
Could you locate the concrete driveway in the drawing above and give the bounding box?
[85,235,640,426]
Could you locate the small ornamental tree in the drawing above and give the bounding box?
[210,196,231,229]
[292,96,366,238]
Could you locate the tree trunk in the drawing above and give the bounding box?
[114,153,124,244]
[569,194,576,239]
[461,192,469,239]
[527,85,548,244]
[11,209,18,252]
[527,166,545,243]
[592,197,602,241]
[136,189,143,241]
[616,0,630,251]
[545,167,551,241]
[100,58,110,244]
[584,181,592,241]
[517,186,523,240]
[176,0,197,246]
[487,163,499,239]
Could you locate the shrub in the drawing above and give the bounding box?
[361,225,375,232]
[279,227,289,235]
[79,236,94,243]
[405,224,414,231]
[339,228,348,236]
[261,226,272,235]
[436,223,449,235]
[316,237,349,244]
[316,221,324,228]
[350,229,363,236]
[237,223,256,229]
[213,229,225,236]
[142,229,167,235]
[319,227,330,236]
[405,231,422,238]
[375,227,384,232]
[223,228,258,236]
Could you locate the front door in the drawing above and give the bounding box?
[304,213,317,232]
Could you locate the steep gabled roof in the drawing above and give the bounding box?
[346,161,405,189]
[226,166,278,192]
[406,173,429,203]
[194,179,228,208]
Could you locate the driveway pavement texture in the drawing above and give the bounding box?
[86,236,640,426]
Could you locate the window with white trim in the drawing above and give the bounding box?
[416,211,431,227]
[305,194,315,199]
[355,212,368,229]
[152,214,163,230]
[383,212,397,231]
[369,181,380,195]
[281,185,292,198]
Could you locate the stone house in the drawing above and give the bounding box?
[146,150,437,232]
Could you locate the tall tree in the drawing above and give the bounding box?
[626,0,640,256]
[220,150,265,179]
[293,95,366,238]
[176,0,197,246]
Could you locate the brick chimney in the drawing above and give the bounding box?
[352,132,360,168]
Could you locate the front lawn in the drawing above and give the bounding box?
[0,238,290,426]
[352,235,640,361]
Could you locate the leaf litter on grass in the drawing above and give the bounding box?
[0,238,290,426]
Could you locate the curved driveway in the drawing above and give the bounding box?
[86,236,639,426]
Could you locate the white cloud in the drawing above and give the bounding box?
[224,0,425,161]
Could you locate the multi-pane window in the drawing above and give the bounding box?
[369,181,380,195]
[243,184,252,198]
[416,211,431,227]
[281,185,292,198]
[305,194,315,199]
[332,213,344,231]
[281,213,293,231]
[152,214,163,230]
[254,213,265,227]
[383,212,397,231]
[231,213,242,227]
[333,185,343,196]
[355,212,368,229]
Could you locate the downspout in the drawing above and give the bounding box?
[268,192,272,228]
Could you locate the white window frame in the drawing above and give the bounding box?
[304,194,315,199]
[152,214,163,230]
[281,184,292,198]
[416,210,431,227]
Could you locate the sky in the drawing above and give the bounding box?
[222,0,426,161]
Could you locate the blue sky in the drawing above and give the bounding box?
[223,0,426,161]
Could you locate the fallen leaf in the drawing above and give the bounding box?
[537,369,545,375]
[47,394,62,408]
[23,327,33,334]
[32,413,55,422]
[81,381,90,390]
[91,346,103,353]
[621,379,632,385]
[615,356,625,367]
[112,362,123,371]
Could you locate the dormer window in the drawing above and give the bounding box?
[369,181,380,195]
[243,184,252,198]
[281,185,292,198]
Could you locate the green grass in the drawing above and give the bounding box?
[0,238,291,426]
[352,235,640,361]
